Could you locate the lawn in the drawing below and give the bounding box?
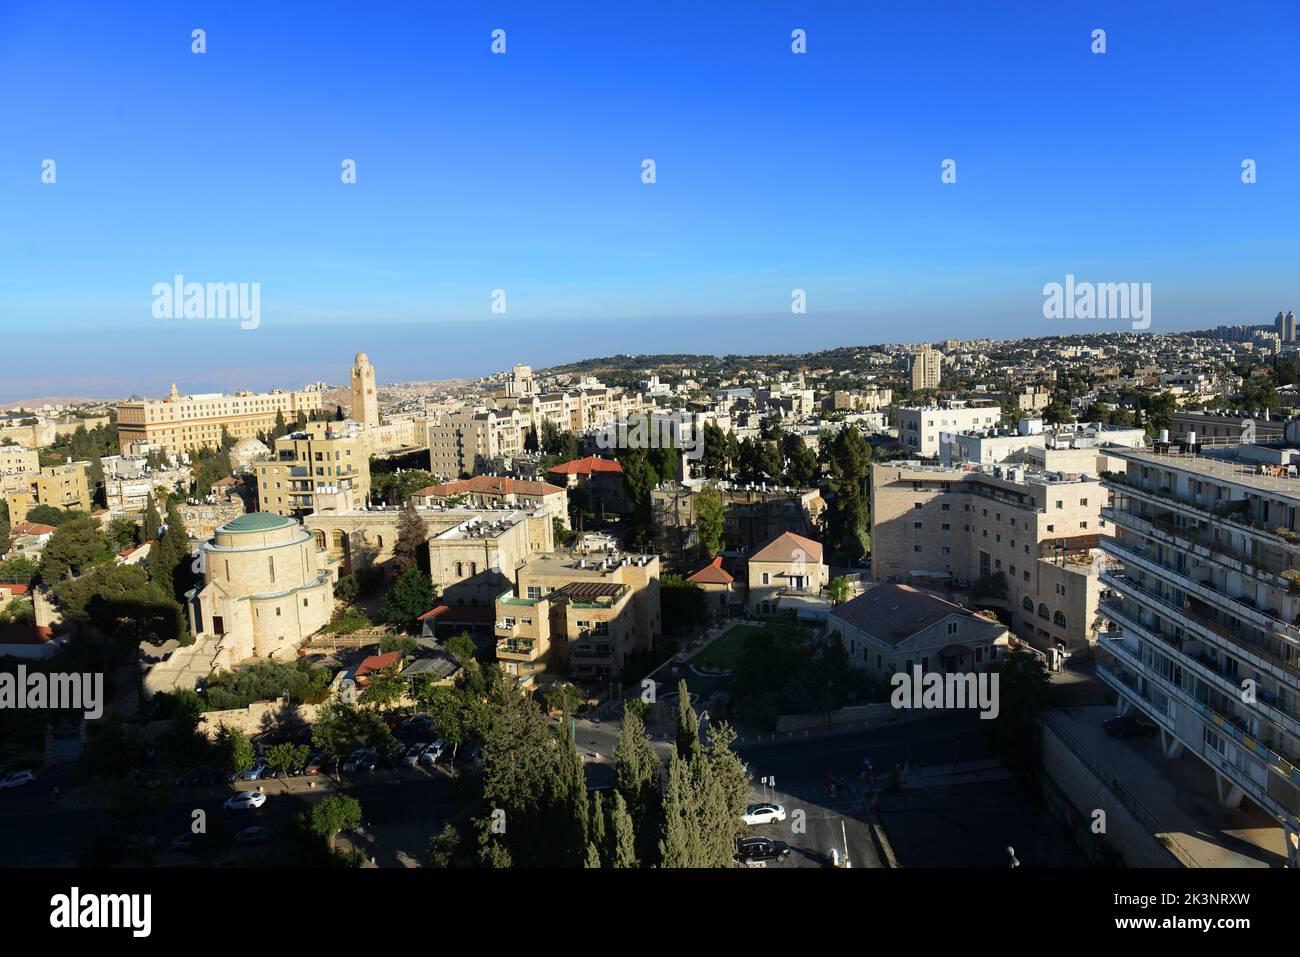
[689,622,802,671]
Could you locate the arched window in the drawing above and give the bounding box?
[1022,595,1034,612]
[455,562,463,577]
[470,562,478,576]
[1037,603,1049,619]
[1054,610,1067,628]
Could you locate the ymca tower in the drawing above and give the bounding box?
[351,352,379,428]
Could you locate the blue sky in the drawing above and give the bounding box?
[0,1,1297,400]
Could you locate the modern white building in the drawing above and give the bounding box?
[1099,444,1300,865]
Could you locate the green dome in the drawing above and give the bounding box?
[222,512,294,533]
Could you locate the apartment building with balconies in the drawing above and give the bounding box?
[494,551,660,687]
[1099,444,1300,865]
[254,420,369,518]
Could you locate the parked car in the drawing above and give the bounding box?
[224,791,268,811]
[402,715,434,730]
[742,802,787,826]
[234,826,273,846]
[735,836,790,864]
[0,769,35,790]
[304,753,326,776]
[1103,714,1159,738]
[169,833,196,852]
[401,743,427,767]
[240,758,268,781]
[343,748,377,773]
[202,768,226,786]
[179,768,203,787]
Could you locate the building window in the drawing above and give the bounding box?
[1023,596,1034,611]
[1038,603,1049,619]
[268,557,275,583]
[1054,610,1067,628]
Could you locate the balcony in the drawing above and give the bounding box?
[1103,472,1300,551]
[1100,569,1300,684]
[496,636,534,658]
[1102,505,1296,589]
[1101,537,1300,644]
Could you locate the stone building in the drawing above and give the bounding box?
[186,512,336,671]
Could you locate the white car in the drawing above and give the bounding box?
[0,770,35,790]
[418,740,445,766]
[401,743,427,767]
[742,802,787,826]
[224,791,268,811]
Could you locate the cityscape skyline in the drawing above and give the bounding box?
[3,1,1298,402]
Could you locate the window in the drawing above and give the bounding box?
[762,572,770,585]
[1038,603,1049,619]
[914,522,923,530]
[914,502,923,509]
[947,622,958,635]
[268,556,275,583]
[1054,610,1067,628]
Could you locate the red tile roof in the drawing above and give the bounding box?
[547,455,624,476]
[0,583,30,596]
[356,651,403,679]
[419,604,494,623]
[12,522,56,537]
[688,556,734,585]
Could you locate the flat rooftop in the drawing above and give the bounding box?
[1111,447,1300,498]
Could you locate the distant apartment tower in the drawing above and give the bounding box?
[506,364,537,398]
[1276,311,1298,344]
[909,344,943,392]
[426,407,523,477]
[116,384,323,456]
[350,352,380,429]
[1098,446,1300,865]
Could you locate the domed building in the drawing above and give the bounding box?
[185,512,336,670]
[229,435,271,470]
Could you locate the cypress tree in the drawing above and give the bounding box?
[675,678,701,760]
[657,752,694,868]
[609,792,638,868]
[614,704,661,861]
[143,495,162,541]
[584,842,602,869]
[589,790,607,863]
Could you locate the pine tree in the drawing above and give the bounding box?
[675,678,701,760]
[584,842,602,868]
[608,792,639,868]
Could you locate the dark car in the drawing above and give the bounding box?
[735,837,790,864]
[1103,713,1158,738]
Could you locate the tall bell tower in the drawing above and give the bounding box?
[351,352,379,428]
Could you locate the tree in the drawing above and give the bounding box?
[0,556,39,585]
[444,632,476,664]
[106,517,140,552]
[39,515,112,584]
[391,499,429,576]
[0,500,9,556]
[143,496,162,541]
[381,567,436,629]
[695,486,724,558]
[266,742,310,790]
[214,724,255,776]
[656,751,696,867]
[827,577,851,606]
[783,433,819,487]
[608,791,639,867]
[674,678,701,760]
[613,703,661,862]
[311,794,363,853]
[660,574,708,636]
[544,681,584,718]
[362,665,406,711]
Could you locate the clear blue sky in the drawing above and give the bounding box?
[1,1,1297,401]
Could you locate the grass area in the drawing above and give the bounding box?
[689,623,792,670]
